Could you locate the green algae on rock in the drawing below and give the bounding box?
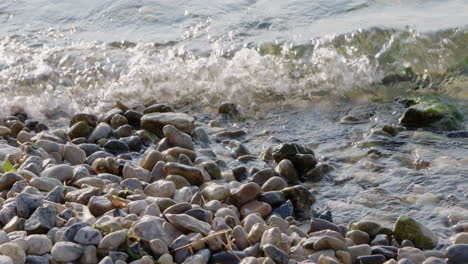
[393,216,438,249]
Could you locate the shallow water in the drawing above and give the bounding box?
[1,0,467,245]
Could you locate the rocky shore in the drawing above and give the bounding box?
[0,100,466,264]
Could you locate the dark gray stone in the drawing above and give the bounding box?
[25,255,49,264]
[104,140,130,154]
[62,222,91,242]
[258,191,286,207]
[16,193,43,218]
[24,205,57,234]
[209,251,246,264]
[171,235,190,263]
[263,244,287,264]
[445,244,468,264]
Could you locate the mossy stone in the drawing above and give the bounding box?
[393,216,438,249]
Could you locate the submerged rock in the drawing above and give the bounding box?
[399,99,463,131]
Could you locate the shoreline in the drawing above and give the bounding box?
[0,99,466,263]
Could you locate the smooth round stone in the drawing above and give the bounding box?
[150,238,169,256]
[144,104,173,114]
[348,245,373,262]
[263,244,287,264]
[371,234,389,246]
[98,230,127,252]
[0,172,24,191]
[451,232,468,244]
[0,243,26,264]
[257,191,286,207]
[241,200,272,218]
[74,226,102,245]
[163,162,204,186]
[397,247,425,264]
[144,180,176,198]
[16,193,43,218]
[68,121,93,139]
[260,227,281,249]
[110,114,128,129]
[123,162,151,183]
[393,216,438,249]
[185,208,211,223]
[163,125,194,150]
[309,218,343,235]
[200,162,221,180]
[0,256,13,264]
[88,123,112,143]
[70,113,97,127]
[275,159,298,181]
[140,150,165,171]
[113,124,133,139]
[63,143,86,165]
[103,140,130,154]
[51,241,83,262]
[232,226,249,250]
[0,126,11,136]
[313,236,346,251]
[347,230,371,245]
[41,164,74,183]
[231,183,262,207]
[25,234,52,255]
[166,175,191,189]
[445,244,468,264]
[252,168,276,186]
[262,176,288,192]
[163,203,192,216]
[202,184,231,201]
[87,196,113,217]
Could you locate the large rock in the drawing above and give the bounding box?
[393,216,438,249]
[399,100,463,131]
[141,112,194,136]
[41,164,74,183]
